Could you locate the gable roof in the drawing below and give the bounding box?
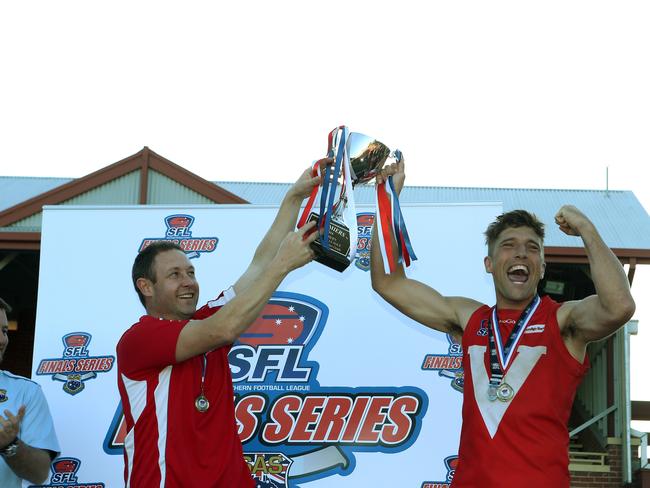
[0,147,246,249]
[1,154,648,267]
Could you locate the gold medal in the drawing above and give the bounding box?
[195,394,210,413]
[496,382,514,402]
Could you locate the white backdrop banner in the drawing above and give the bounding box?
[31,202,500,488]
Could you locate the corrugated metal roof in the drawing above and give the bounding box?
[0,176,73,212]
[2,173,141,232]
[147,171,215,205]
[215,181,650,250]
[1,176,648,250]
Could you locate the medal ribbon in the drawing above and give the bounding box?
[200,354,207,391]
[487,294,540,386]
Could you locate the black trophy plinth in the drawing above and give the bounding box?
[307,213,351,272]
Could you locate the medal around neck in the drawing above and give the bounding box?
[195,394,210,413]
[496,382,514,402]
[297,126,416,273]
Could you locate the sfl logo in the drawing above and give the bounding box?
[421,334,464,393]
[39,457,105,487]
[36,333,114,395]
[421,456,458,488]
[139,214,218,259]
[354,213,375,271]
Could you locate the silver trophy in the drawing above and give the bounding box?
[305,128,401,272]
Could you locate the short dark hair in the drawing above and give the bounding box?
[132,241,184,306]
[0,297,11,314]
[484,210,545,256]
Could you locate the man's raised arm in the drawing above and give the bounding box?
[370,160,481,339]
[233,166,320,294]
[556,205,636,348]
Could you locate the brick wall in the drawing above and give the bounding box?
[570,443,645,488]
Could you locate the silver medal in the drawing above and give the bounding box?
[195,394,210,413]
[488,385,498,402]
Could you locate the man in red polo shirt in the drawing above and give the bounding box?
[117,168,320,487]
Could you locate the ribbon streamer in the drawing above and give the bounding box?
[387,176,417,265]
[321,127,347,249]
[375,174,417,274]
[297,160,322,229]
[375,181,396,273]
[297,126,357,261]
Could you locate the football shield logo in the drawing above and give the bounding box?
[37,457,106,487]
[421,456,458,488]
[36,332,114,396]
[354,213,375,271]
[421,334,464,393]
[139,213,218,259]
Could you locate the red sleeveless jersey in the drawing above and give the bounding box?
[451,296,589,488]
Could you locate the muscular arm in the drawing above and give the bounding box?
[556,206,636,348]
[233,167,320,295]
[369,160,481,340]
[370,224,480,339]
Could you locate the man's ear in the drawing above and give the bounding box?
[541,261,546,280]
[136,278,154,299]
[484,256,493,274]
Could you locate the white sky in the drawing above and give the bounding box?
[1,1,649,410]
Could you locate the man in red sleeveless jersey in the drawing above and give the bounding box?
[116,168,320,487]
[370,161,636,488]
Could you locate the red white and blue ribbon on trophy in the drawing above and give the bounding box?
[298,125,417,273]
[375,149,417,273]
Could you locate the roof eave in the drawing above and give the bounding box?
[545,246,650,265]
[0,232,41,250]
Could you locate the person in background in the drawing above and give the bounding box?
[0,296,60,487]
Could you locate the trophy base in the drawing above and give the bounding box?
[310,240,352,272]
[307,213,351,272]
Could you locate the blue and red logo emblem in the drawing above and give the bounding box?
[33,457,105,487]
[139,214,218,259]
[421,456,458,488]
[36,332,114,395]
[104,291,428,487]
[354,213,375,271]
[421,334,464,393]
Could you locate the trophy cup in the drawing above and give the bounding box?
[298,126,416,272]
